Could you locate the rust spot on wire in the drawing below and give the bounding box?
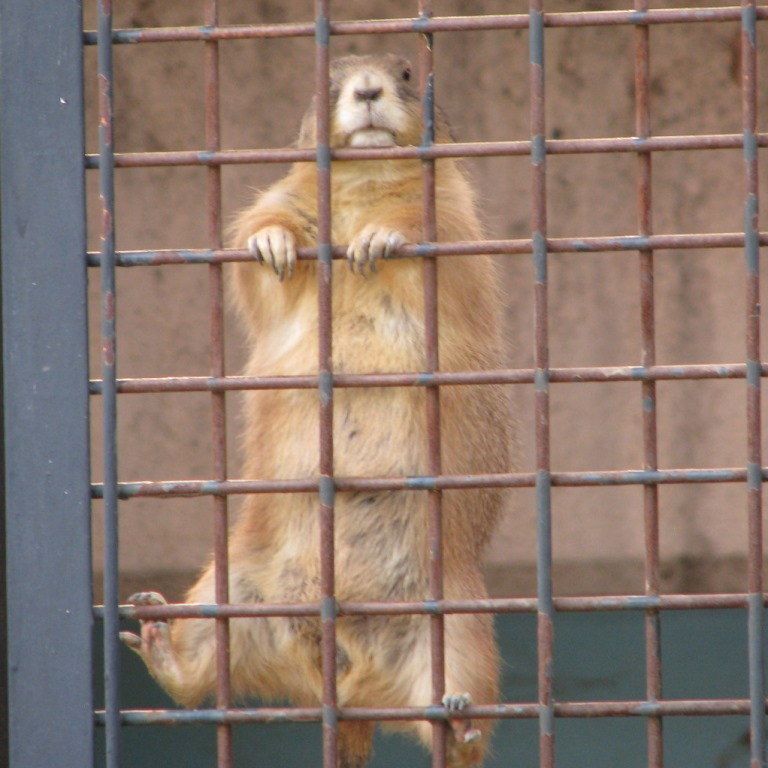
[97,74,112,147]
[102,339,115,367]
[99,203,112,243]
[102,290,115,323]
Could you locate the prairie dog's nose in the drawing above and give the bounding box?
[350,70,385,103]
[354,85,383,103]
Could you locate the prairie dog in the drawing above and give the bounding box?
[122,54,509,768]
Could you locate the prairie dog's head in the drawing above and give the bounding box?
[298,54,451,149]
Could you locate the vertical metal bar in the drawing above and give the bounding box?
[741,3,765,767]
[529,3,554,767]
[97,1,121,766]
[417,3,447,766]
[314,4,337,767]
[203,2,232,766]
[1,1,94,766]
[634,6,664,767]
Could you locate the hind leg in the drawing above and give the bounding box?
[120,589,211,706]
[120,562,289,707]
[408,613,499,767]
[337,721,374,768]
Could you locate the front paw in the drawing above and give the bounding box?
[247,225,297,282]
[347,225,406,276]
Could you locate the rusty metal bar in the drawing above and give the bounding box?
[87,230,766,265]
[97,1,121,766]
[96,590,768,623]
[92,697,768,726]
[87,361,768,397]
[633,6,663,766]
[202,3,233,766]
[530,2,555,766]
[417,5,448,766]
[83,132,768,169]
[81,5,768,46]
[90,465,768,502]
[86,230,768,268]
[741,2,765,767]
[313,4,338,767]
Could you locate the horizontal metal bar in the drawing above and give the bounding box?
[94,592,764,623]
[90,466,764,500]
[85,232,768,270]
[346,698,757,720]
[82,6,768,46]
[88,362,768,397]
[95,707,323,727]
[91,477,317,498]
[83,132,768,169]
[94,697,761,728]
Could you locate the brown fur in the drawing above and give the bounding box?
[122,54,509,768]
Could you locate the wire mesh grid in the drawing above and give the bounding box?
[87,3,766,767]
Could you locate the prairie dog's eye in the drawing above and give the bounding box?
[402,67,411,82]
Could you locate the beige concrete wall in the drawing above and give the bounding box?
[84,1,768,600]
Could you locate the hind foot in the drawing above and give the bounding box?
[119,591,183,689]
[443,692,482,744]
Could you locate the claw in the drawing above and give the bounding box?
[442,692,472,712]
[246,234,264,264]
[383,232,401,259]
[346,244,357,274]
[247,226,296,280]
[119,631,142,650]
[127,591,167,607]
[461,728,482,743]
[348,226,406,276]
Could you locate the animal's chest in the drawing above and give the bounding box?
[331,284,426,374]
[329,170,420,240]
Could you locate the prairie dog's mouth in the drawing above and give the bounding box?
[348,128,396,147]
[335,67,409,148]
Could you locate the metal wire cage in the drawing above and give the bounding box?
[1,2,766,768]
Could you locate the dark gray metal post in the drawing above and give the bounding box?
[0,1,94,767]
